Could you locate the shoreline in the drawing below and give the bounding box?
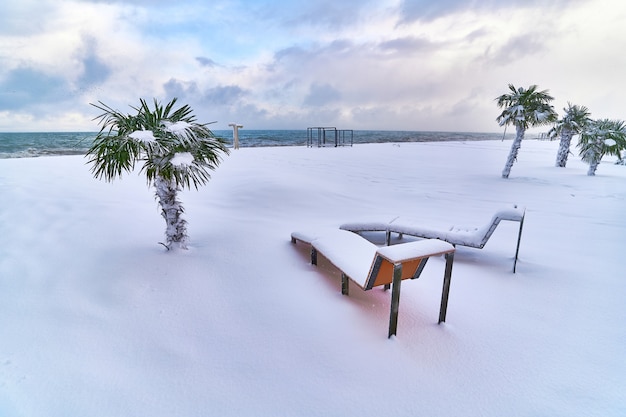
[0,130,515,159]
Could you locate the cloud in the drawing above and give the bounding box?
[273,46,308,63]
[397,0,590,23]
[0,1,57,35]
[75,36,112,90]
[480,34,547,66]
[379,36,440,54]
[0,0,623,132]
[163,78,199,100]
[398,0,473,22]
[0,67,69,110]
[202,85,247,105]
[303,83,341,107]
[195,57,218,68]
[74,0,188,5]
[279,0,379,29]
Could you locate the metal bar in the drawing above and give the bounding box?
[388,263,403,338]
[341,273,349,295]
[513,215,525,273]
[365,256,383,290]
[412,257,429,280]
[438,252,454,323]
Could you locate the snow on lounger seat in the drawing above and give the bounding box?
[292,229,455,338]
[340,205,526,272]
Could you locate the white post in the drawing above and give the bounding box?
[228,123,243,149]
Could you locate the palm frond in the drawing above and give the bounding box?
[578,119,626,162]
[495,84,557,129]
[86,97,229,188]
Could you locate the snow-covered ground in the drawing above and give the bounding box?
[0,139,624,416]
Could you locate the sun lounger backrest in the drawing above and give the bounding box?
[475,205,526,248]
[365,256,425,290]
[364,239,455,290]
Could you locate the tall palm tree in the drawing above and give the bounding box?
[578,119,626,176]
[496,84,557,178]
[548,103,591,168]
[86,98,229,249]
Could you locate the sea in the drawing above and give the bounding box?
[0,130,511,159]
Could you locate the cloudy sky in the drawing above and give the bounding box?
[0,0,625,132]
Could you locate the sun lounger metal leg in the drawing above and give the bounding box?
[438,252,454,323]
[388,263,403,338]
[341,273,349,295]
[513,215,524,273]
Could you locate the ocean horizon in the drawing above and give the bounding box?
[0,129,516,159]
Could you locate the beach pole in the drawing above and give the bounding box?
[228,123,243,149]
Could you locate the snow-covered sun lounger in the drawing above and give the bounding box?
[340,205,526,272]
[291,229,455,338]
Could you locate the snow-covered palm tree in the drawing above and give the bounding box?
[496,84,557,178]
[578,119,626,176]
[86,98,229,249]
[548,103,591,168]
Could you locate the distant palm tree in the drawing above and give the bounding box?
[496,84,557,178]
[578,119,626,176]
[548,103,591,168]
[86,98,229,249]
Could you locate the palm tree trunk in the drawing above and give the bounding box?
[585,135,605,176]
[502,125,525,178]
[587,154,600,176]
[154,176,188,249]
[555,129,574,167]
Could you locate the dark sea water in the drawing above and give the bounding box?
[0,130,511,159]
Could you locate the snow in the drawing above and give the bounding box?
[163,121,191,134]
[128,129,156,143]
[376,239,454,263]
[170,152,194,167]
[0,139,625,416]
[339,217,397,232]
[340,205,526,248]
[310,229,377,288]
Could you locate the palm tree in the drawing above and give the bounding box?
[86,98,229,249]
[496,84,557,178]
[548,103,591,168]
[578,119,626,176]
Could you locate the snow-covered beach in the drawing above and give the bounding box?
[0,139,624,416]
